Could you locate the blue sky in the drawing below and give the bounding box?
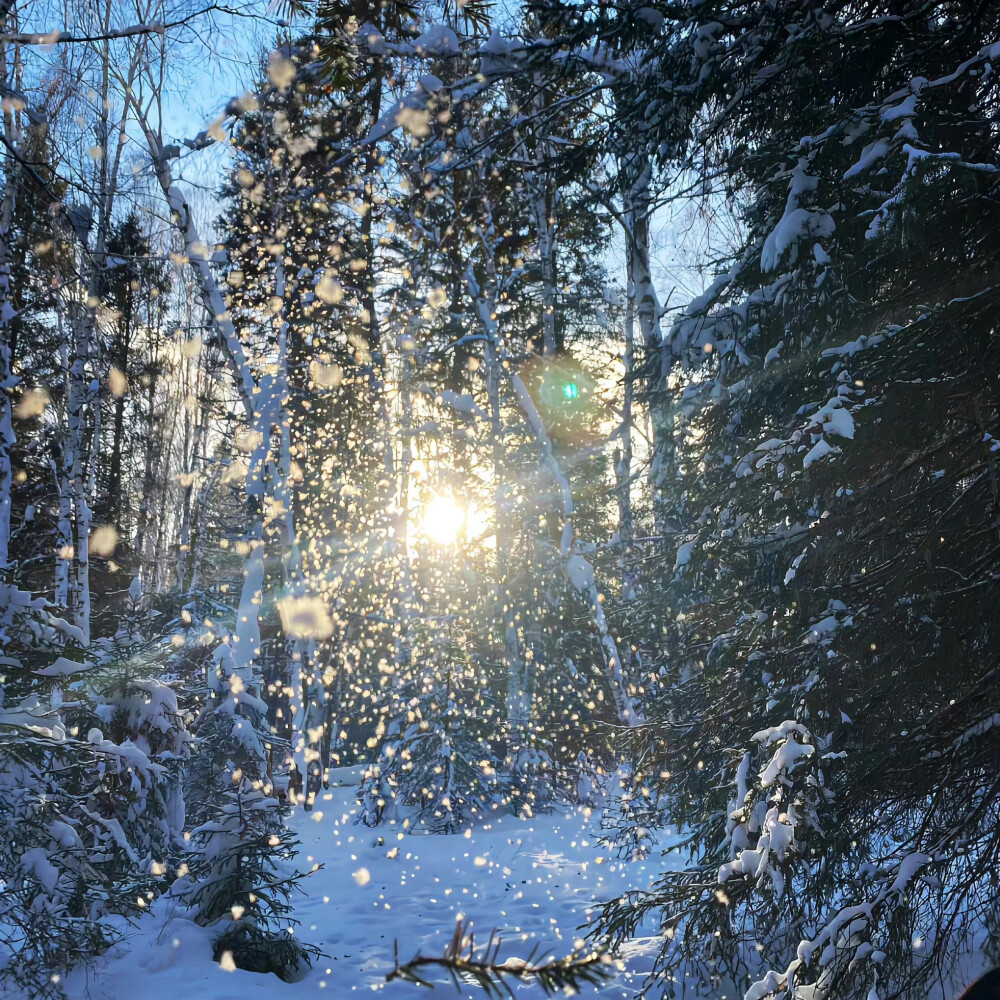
[13,0,707,305]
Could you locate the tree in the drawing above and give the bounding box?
[595,5,1000,1000]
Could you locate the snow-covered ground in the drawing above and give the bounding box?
[67,776,685,1000]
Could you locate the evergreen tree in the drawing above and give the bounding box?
[595,5,1000,1000]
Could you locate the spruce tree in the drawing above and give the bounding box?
[594,5,1000,999]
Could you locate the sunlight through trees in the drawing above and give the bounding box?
[2,1,1000,998]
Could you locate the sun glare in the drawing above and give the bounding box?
[421,494,465,545]
[418,494,492,547]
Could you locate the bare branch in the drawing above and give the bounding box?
[0,5,224,45]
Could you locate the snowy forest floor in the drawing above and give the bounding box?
[66,773,682,1000]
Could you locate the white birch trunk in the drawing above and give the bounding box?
[131,105,277,784]
[621,151,672,531]
[131,105,255,418]
[529,79,557,358]
[616,268,637,601]
[468,241,530,755]
[51,418,73,610]
[470,220,640,728]
[508,371,640,727]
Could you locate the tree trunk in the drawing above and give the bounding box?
[66,302,93,644]
[472,230,530,756]
[0,172,13,571]
[529,77,558,357]
[621,151,672,535]
[616,250,638,601]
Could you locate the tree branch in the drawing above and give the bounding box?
[0,5,224,45]
[387,919,613,998]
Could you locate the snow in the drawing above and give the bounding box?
[758,732,814,788]
[692,21,723,61]
[34,655,96,676]
[89,735,165,777]
[682,269,734,318]
[845,138,890,180]
[802,437,834,469]
[784,548,808,586]
[565,552,595,592]
[437,389,486,418]
[48,818,82,850]
[232,541,264,676]
[413,24,459,57]
[48,615,87,645]
[752,721,816,789]
[368,95,433,143]
[760,160,835,273]
[69,782,682,999]
[634,7,664,28]
[674,539,696,567]
[881,94,919,123]
[20,846,60,895]
[0,694,67,739]
[745,965,798,1000]
[418,73,444,93]
[802,614,849,645]
[277,595,334,640]
[822,330,891,358]
[761,208,834,273]
[719,804,798,896]
[358,23,388,54]
[478,30,521,76]
[889,852,932,894]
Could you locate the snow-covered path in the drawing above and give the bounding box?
[68,779,683,1000]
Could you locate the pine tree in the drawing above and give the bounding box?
[180,632,320,980]
[594,5,1000,999]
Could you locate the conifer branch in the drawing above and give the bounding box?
[386,919,613,997]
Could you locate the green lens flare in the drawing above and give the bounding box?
[561,381,579,401]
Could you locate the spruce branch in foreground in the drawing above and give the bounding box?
[386,919,614,997]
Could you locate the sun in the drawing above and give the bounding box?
[421,493,465,546]
[417,493,492,547]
